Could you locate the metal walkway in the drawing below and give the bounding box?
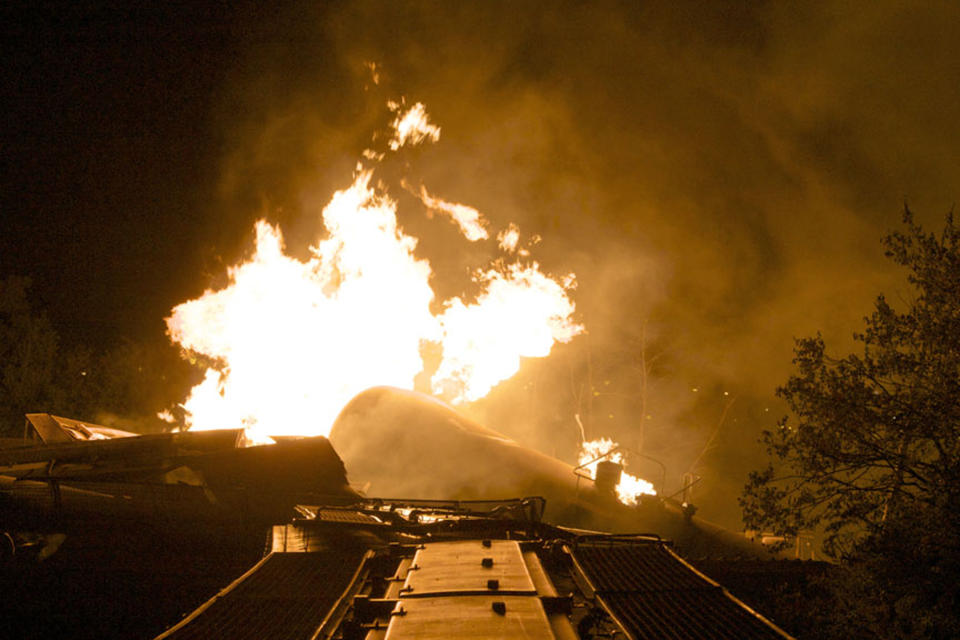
[156,550,367,640]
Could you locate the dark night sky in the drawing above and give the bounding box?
[2,3,241,343]
[3,1,960,528]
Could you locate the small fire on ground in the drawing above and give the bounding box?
[579,438,657,504]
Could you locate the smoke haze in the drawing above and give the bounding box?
[2,1,958,528]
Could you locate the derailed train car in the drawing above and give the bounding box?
[2,389,798,639]
[156,496,794,639]
[329,386,777,560]
[0,413,357,553]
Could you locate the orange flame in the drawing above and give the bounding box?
[388,102,440,150]
[413,183,489,241]
[434,264,580,403]
[579,437,657,504]
[497,224,521,253]
[165,103,583,439]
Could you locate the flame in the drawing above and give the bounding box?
[413,184,489,241]
[497,224,521,252]
[168,172,437,439]
[434,264,581,403]
[364,61,381,85]
[388,102,440,150]
[166,102,583,439]
[578,437,656,504]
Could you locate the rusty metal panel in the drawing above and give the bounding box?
[384,595,555,640]
[25,414,74,444]
[402,540,535,596]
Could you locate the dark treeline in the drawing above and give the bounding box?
[743,213,960,639]
[0,276,195,437]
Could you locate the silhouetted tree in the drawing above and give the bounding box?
[0,277,59,435]
[0,276,194,436]
[742,210,960,639]
[93,337,196,432]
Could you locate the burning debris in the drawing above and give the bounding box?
[578,437,657,504]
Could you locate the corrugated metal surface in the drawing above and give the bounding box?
[574,544,708,592]
[571,542,791,640]
[315,508,382,524]
[601,590,783,640]
[158,551,365,640]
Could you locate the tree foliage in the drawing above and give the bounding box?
[0,276,194,436]
[0,276,60,431]
[742,210,960,638]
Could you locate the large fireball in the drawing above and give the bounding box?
[165,103,583,441]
